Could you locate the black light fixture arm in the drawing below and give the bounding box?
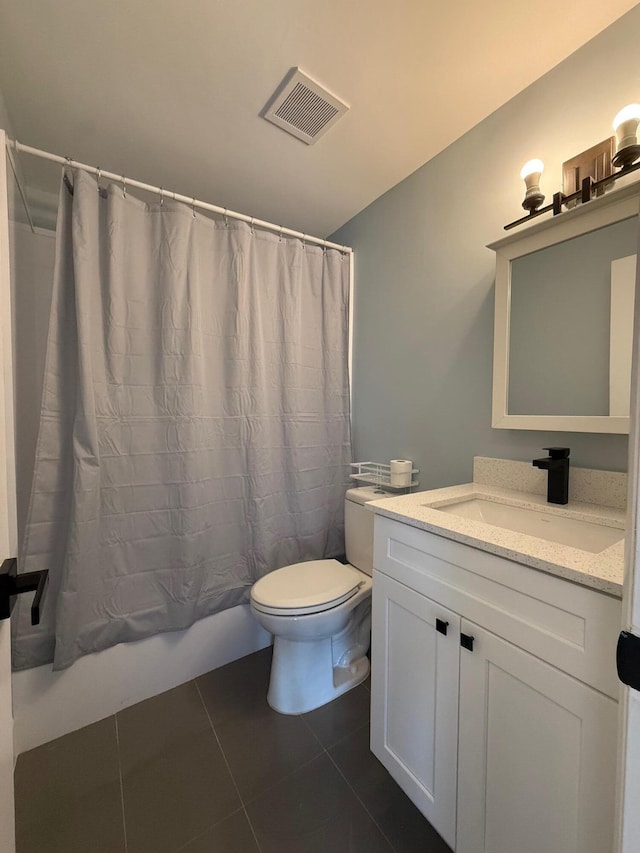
[504,160,640,231]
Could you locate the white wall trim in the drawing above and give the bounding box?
[12,604,271,755]
[348,250,354,413]
[0,126,17,853]
[614,194,640,852]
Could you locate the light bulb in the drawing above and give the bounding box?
[520,160,545,212]
[520,159,544,180]
[613,104,640,131]
[612,104,640,169]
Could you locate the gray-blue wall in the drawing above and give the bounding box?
[331,8,640,489]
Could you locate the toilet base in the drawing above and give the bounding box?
[267,637,370,715]
[266,596,371,714]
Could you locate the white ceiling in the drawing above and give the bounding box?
[0,0,637,237]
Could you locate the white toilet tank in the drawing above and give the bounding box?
[345,486,390,577]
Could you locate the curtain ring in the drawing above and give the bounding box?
[62,156,73,189]
[192,197,197,219]
[250,217,255,235]
[159,187,164,207]
[278,226,283,242]
[122,176,127,198]
[302,234,306,250]
[223,208,229,228]
[96,167,102,192]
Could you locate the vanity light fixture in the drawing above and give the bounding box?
[505,102,640,231]
[520,159,545,211]
[612,104,640,170]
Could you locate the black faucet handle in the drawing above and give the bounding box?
[543,447,570,460]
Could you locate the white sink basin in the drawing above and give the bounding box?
[431,497,624,553]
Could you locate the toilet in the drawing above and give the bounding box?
[250,486,383,714]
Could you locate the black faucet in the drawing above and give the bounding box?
[532,447,570,505]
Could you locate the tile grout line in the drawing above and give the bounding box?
[300,707,397,852]
[325,744,398,853]
[199,687,325,810]
[172,806,246,853]
[298,711,327,751]
[298,708,397,850]
[113,713,129,853]
[319,687,399,852]
[321,717,370,753]
[241,747,327,808]
[193,678,265,853]
[239,708,327,810]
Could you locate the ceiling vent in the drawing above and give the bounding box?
[262,68,349,145]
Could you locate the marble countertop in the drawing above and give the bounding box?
[367,483,626,597]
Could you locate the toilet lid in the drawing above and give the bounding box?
[251,559,363,614]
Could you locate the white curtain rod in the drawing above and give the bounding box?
[8,139,353,254]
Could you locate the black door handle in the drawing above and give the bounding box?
[0,558,49,626]
[436,619,449,636]
[617,631,640,690]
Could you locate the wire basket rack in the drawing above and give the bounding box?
[349,461,419,491]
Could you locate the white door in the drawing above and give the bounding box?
[370,570,460,850]
[457,619,618,853]
[0,127,17,851]
[616,208,640,852]
[616,631,640,852]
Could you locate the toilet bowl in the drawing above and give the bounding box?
[250,486,383,714]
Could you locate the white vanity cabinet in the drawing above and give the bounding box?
[371,571,460,847]
[370,515,621,853]
[456,620,618,853]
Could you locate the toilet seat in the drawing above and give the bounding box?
[250,559,364,616]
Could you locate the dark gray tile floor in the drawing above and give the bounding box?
[14,647,452,853]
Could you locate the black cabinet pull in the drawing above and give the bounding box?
[617,631,640,690]
[436,619,449,636]
[0,557,49,626]
[460,633,474,652]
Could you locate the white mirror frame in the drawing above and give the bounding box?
[489,181,640,434]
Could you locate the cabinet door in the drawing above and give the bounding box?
[457,619,618,853]
[371,570,460,849]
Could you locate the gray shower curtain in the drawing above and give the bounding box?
[13,168,351,671]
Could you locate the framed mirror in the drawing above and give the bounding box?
[489,182,640,434]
